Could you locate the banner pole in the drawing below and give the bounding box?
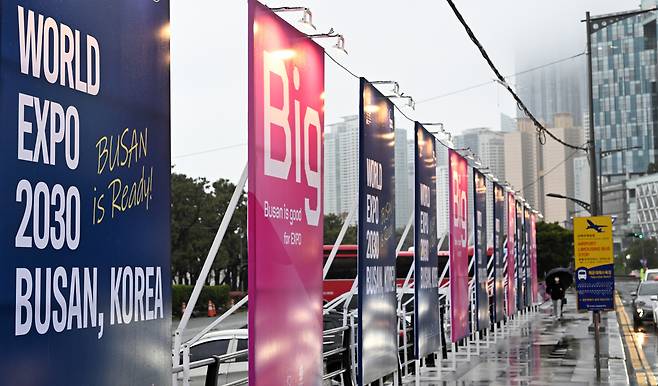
[323,197,358,279]
[173,165,247,366]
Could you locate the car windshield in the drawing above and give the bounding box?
[647,272,658,281]
[638,282,658,296]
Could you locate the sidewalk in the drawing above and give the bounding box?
[414,293,628,385]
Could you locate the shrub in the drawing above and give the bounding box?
[172,284,230,317]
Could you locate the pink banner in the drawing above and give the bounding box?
[506,192,516,316]
[248,1,324,385]
[448,150,469,342]
[530,214,538,304]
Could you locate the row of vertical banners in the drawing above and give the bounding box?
[0,1,172,385]
[247,1,539,385]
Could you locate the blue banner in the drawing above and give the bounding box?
[473,171,490,330]
[358,78,397,385]
[514,201,524,310]
[414,123,439,358]
[0,2,171,385]
[493,183,506,323]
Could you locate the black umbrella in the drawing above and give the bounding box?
[545,267,573,290]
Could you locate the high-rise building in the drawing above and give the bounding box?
[573,155,591,218]
[592,5,658,178]
[395,129,411,229]
[436,146,450,238]
[589,2,658,247]
[500,113,517,133]
[540,114,583,224]
[453,127,506,181]
[504,114,583,224]
[324,117,411,230]
[324,116,359,218]
[515,55,586,127]
[504,119,540,209]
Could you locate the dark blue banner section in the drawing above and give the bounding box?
[473,171,490,330]
[0,2,171,385]
[358,78,397,385]
[516,201,525,311]
[493,183,505,323]
[576,264,615,311]
[414,123,439,358]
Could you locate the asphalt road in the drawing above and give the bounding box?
[171,311,248,343]
[617,277,658,382]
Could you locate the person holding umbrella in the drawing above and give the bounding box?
[545,268,573,320]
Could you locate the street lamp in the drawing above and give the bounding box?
[546,192,591,214]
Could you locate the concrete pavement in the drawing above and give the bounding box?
[413,292,629,385]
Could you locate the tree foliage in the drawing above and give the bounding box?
[621,238,658,271]
[323,213,357,245]
[536,221,573,279]
[171,173,247,290]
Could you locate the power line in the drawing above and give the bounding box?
[444,0,587,152]
[325,51,456,151]
[522,147,584,191]
[417,52,586,104]
[173,143,246,159]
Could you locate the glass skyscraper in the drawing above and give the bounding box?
[591,7,657,177]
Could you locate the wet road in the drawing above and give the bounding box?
[617,277,658,383]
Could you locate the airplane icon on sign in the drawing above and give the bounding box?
[586,219,607,233]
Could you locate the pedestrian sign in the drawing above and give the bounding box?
[573,216,614,311]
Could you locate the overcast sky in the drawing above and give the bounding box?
[170,0,639,183]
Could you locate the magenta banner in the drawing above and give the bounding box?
[248,2,324,385]
[530,213,538,304]
[448,149,469,342]
[506,192,516,316]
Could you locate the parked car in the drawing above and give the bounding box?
[177,329,247,386]
[631,281,658,330]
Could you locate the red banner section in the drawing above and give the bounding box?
[448,149,469,342]
[248,2,324,385]
[506,192,516,316]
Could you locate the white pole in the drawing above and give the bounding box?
[323,198,358,279]
[173,165,247,366]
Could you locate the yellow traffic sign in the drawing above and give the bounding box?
[573,216,614,311]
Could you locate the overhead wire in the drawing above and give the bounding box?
[444,0,588,152]
[417,51,586,104]
[522,146,585,191]
[173,143,246,159]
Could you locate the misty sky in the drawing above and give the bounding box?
[170,0,638,183]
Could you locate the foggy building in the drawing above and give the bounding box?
[515,53,586,127]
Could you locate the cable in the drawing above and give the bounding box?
[417,52,585,104]
[173,143,246,159]
[522,147,584,191]
[444,0,587,152]
[325,51,455,151]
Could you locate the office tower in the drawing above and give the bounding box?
[453,127,506,181]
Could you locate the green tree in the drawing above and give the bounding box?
[536,221,573,279]
[648,162,658,174]
[621,238,658,271]
[171,173,247,290]
[323,213,357,245]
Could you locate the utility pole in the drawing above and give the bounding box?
[586,11,599,218]
[584,12,602,381]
